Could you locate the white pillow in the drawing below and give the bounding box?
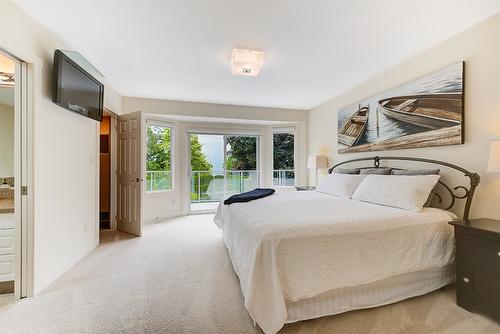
[315,174,367,198]
[351,174,440,212]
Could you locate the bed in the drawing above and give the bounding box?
[214,156,480,334]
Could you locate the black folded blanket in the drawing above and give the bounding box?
[224,188,275,205]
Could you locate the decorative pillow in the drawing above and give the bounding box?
[351,174,440,212]
[391,169,441,207]
[316,174,367,198]
[392,169,440,175]
[333,168,361,174]
[360,168,392,175]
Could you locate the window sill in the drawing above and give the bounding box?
[146,189,175,195]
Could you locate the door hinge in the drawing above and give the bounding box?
[21,186,28,196]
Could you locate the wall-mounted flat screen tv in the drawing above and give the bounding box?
[52,49,104,122]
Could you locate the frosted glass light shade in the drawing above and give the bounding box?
[487,141,500,173]
[307,155,328,169]
[231,49,264,77]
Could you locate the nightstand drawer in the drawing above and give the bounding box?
[463,233,500,265]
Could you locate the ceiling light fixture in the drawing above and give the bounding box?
[230,49,264,77]
[0,72,14,86]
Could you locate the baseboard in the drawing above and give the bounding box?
[144,211,184,224]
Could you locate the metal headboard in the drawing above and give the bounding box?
[328,156,480,220]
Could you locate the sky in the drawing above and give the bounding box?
[196,134,224,171]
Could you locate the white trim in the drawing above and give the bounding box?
[142,210,184,224]
[24,62,35,297]
[13,56,22,298]
[146,119,175,128]
[185,126,262,136]
[271,126,296,134]
[109,113,117,230]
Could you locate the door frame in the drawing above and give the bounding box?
[0,47,34,299]
[184,127,263,214]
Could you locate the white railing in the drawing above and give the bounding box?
[191,170,260,203]
[146,170,172,192]
[273,169,295,187]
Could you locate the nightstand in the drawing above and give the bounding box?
[449,219,500,322]
[295,186,316,191]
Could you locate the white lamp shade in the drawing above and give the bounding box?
[307,155,328,169]
[487,141,500,173]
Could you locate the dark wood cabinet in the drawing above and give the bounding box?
[449,219,500,323]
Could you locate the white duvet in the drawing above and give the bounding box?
[214,190,456,334]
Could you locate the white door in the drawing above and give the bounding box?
[117,112,143,236]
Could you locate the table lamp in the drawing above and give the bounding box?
[307,155,328,186]
[487,141,500,173]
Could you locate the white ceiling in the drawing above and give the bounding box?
[13,0,500,110]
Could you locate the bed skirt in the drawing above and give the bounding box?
[285,264,454,324]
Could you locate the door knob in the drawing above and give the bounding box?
[131,178,143,183]
[463,277,470,283]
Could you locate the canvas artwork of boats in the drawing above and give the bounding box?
[378,93,461,129]
[337,62,464,154]
[338,105,369,147]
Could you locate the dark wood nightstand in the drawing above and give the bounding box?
[449,219,500,322]
[295,186,315,191]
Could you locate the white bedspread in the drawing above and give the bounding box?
[214,190,456,334]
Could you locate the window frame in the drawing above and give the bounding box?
[271,126,298,187]
[145,119,175,193]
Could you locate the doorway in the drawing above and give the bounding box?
[99,112,116,230]
[188,133,260,213]
[0,48,30,298]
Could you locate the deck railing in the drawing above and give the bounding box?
[272,169,295,187]
[146,170,172,192]
[191,170,260,203]
[147,169,295,196]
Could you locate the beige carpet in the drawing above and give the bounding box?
[0,214,498,334]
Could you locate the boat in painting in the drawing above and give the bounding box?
[378,93,462,129]
[338,105,369,147]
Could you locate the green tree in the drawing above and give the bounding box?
[225,136,257,170]
[190,135,213,171]
[273,133,294,169]
[146,128,213,196]
[190,135,213,200]
[146,125,171,171]
[224,134,294,170]
[146,129,213,173]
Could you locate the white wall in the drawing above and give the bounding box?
[0,0,123,294]
[309,13,500,219]
[123,97,308,222]
[0,103,14,178]
[104,85,123,115]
